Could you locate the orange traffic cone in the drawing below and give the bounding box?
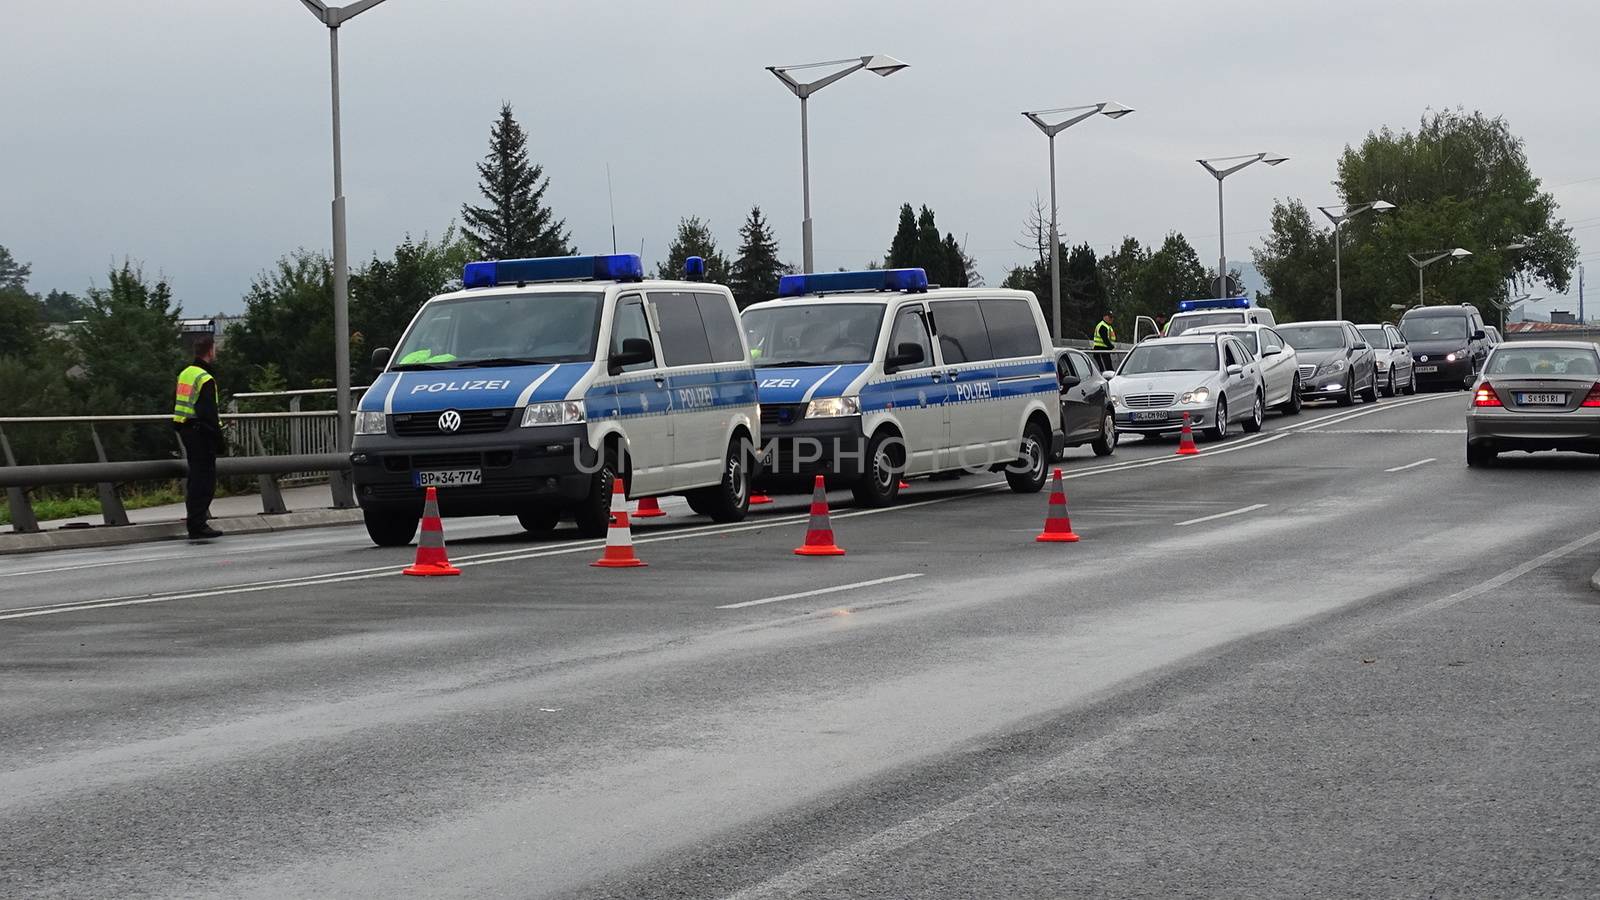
[1035,468,1080,543]
[898,480,911,490]
[592,477,647,568]
[794,475,845,556]
[403,486,461,576]
[750,492,774,505]
[635,496,666,518]
[1176,412,1200,455]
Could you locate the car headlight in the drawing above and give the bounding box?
[1319,358,1348,375]
[806,396,861,418]
[1109,394,1122,407]
[521,401,586,427]
[1445,352,1458,362]
[1180,387,1210,404]
[354,410,387,436]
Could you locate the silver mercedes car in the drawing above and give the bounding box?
[1466,340,1600,466]
[1109,334,1268,440]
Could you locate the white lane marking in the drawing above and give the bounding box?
[717,573,924,610]
[1385,458,1437,473]
[1294,394,1447,431]
[1318,428,1465,435]
[1174,503,1267,527]
[1,395,1451,621]
[720,524,1600,900]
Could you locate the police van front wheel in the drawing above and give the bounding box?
[1005,421,1050,494]
[686,437,752,523]
[572,451,622,539]
[850,431,904,508]
[363,509,419,548]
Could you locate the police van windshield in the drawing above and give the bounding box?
[392,292,603,369]
[1167,312,1245,336]
[1120,342,1219,374]
[742,303,886,367]
[1401,316,1469,342]
[1277,325,1346,350]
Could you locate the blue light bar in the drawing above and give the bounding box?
[683,256,706,280]
[777,268,929,298]
[1177,297,1251,312]
[462,254,645,288]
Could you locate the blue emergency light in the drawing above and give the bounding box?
[777,268,929,298]
[683,256,706,280]
[462,253,645,288]
[1177,297,1252,312]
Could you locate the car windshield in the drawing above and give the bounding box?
[1401,316,1469,341]
[1486,347,1600,377]
[1277,325,1347,351]
[1119,342,1219,374]
[742,303,885,366]
[1167,313,1244,336]
[391,291,603,369]
[1357,326,1390,349]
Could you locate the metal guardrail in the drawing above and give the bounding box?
[0,388,369,535]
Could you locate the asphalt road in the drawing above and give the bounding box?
[3,392,1599,898]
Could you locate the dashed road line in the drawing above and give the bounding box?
[1385,458,1437,473]
[1174,503,1267,527]
[717,573,924,610]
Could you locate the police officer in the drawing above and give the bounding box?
[173,337,224,540]
[1092,312,1118,373]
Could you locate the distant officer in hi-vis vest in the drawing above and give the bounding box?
[173,336,224,540]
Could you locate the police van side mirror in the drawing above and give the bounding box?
[609,337,654,375]
[371,347,392,371]
[884,342,925,373]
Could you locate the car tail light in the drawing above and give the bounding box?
[1473,384,1503,407]
[1582,383,1600,408]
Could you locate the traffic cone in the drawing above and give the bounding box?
[1035,468,1080,543]
[794,475,845,556]
[634,496,666,518]
[403,487,461,576]
[898,480,911,490]
[1176,412,1200,455]
[592,477,646,568]
[750,492,774,505]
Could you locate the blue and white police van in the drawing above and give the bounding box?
[350,254,759,546]
[740,268,1061,507]
[1163,296,1277,337]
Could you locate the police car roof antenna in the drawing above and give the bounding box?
[606,163,618,254]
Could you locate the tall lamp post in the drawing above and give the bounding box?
[1407,248,1472,306]
[297,0,391,455]
[766,55,909,274]
[1198,152,1287,298]
[1317,200,1395,321]
[1022,102,1134,342]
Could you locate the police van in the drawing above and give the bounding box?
[741,268,1061,507]
[350,254,759,546]
[1163,297,1277,337]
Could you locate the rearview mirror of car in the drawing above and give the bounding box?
[1226,364,1244,377]
[885,341,925,373]
[1473,329,1486,341]
[371,346,392,371]
[1059,373,1081,389]
[1101,370,1117,380]
[608,337,654,375]
[1261,347,1281,357]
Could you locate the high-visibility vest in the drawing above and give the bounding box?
[1093,320,1117,348]
[173,365,215,424]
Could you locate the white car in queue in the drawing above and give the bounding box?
[1186,323,1303,416]
[1109,333,1268,440]
[741,268,1061,507]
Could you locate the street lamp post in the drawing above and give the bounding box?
[1317,200,1395,321]
[297,0,391,456]
[1406,248,1472,307]
[1022,102,1133,343]
[1198,153,1288,299]
[767,55,909,274]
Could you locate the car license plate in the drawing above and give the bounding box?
[413,469,482,488]
[1416,365,1438,374]
[1517,392,1567,406]
[1133,411,1167,422]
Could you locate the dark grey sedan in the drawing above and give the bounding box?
[1466,341,1600,466]
[1053,348,1116,457]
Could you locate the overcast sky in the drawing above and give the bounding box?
[4,0,1597,319]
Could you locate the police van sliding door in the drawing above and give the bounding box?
[647,291,746,487]
[928,299,1003,469]
[608,294,674,493]
[879,303,947,475]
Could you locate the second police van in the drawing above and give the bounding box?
[349,254,759,546]
[741,268,1061,507]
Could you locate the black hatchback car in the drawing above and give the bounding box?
[1053,347,1116,457]
[1399,304,1491,390]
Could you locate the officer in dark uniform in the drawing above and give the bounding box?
[173,337,224,540]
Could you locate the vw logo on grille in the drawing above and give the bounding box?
[437,410,463,433]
